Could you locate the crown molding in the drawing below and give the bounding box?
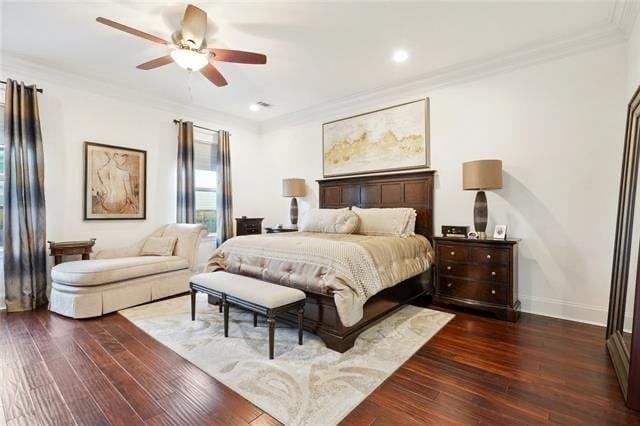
[0,53,260,133]
[259,19,627,133]
[612,0,640,36]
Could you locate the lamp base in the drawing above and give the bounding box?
[474,191,488,238]
[290,197,298,226]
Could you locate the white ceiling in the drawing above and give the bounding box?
[1,1,622,123]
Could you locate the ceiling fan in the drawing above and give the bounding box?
[96,4,267,87]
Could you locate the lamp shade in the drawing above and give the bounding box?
[462,160,503,190]
[283,178,306,197]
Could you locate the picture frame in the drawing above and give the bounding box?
[493,225,507,240]
[83,141,147,220]
[322,98,430,177]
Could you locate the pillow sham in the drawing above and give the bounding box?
[141,236,178,256]
[352,207,416,237]
[299,208,359,234]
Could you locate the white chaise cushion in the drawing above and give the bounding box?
[190,272,306,309]
[141,236,178,256]
[51,256,189,287]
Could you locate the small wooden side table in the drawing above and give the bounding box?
[48,239,96,265]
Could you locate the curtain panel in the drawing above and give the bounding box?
[3,79,48,312]
[217,130,233,245]
[176,120,195,223]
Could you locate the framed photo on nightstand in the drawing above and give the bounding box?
[493,225,507,239]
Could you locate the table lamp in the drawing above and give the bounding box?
[282,178,306,227]
[462,160,503,239]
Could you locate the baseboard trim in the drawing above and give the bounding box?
[519,295,615,328]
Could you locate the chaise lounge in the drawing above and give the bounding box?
[48,223,207,318]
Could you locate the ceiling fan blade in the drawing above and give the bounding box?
[96,17,168,45]
[201,63,228,87]
[181,4,207,48]
[136,55,174,70]
[210,49,267,65]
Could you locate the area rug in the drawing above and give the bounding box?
[119,294,453,425]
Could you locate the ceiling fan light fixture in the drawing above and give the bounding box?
[170,48,209,71]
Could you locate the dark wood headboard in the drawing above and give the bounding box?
[317,170,436,240]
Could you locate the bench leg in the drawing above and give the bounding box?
[267,314,275,360]
[297,307,304,345]
[219,299,223,313]
[190,288,196,321]
[223,296,229,338]
[253,312,258,327]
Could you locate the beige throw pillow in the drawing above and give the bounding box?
[299,208,360,234]
[141,236,178,256]
[352,207,417,237]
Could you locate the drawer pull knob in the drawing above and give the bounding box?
[491,289,496,295]
[447,283,452,288]
[486,254,492,259]
[450,251,455,256]
[447,266,452,271]
[491,271,496,276]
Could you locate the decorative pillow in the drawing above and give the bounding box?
[299,208,359,234]
[352,207,417,237]
[140,236,178,256]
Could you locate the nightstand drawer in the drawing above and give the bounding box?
[437,244,469,262]
[244,223,260,233]
[440,262,509,283]
[470,247,509,265]
[439,278,507,305]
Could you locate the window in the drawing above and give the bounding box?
[194,130,217,235]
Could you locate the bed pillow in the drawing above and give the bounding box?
[299,208,359,234]
[140,236,178,256]
[352,207,416,237]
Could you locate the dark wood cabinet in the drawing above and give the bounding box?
[235,217,263,236]
[433,236,520,321]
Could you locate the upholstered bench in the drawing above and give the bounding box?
[190,272,306,359]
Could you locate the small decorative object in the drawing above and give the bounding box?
[441,225,469,238]
[322,98,430,177]
[84,142,146,220]
[282,178,306,227]
[462,159,503,239]
[467,231,479,239]
[493,225,507,240]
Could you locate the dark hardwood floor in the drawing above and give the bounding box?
[1,303,639,425]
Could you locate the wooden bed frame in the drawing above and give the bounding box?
[209,170,436,352]
[280,170,436,352]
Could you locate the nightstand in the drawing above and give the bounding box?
[265,227,298,233]
[235,217,263,236]
[433,236,520,321]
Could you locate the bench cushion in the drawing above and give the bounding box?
[191,272,306,309]
[52,256,189,287]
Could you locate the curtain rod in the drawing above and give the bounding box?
[0,80,44,93]
[173,119,218,133]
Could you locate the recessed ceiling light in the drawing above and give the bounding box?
[249,103,260,112]
[392,50,409,63]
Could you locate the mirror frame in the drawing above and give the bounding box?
[607,84,640,411]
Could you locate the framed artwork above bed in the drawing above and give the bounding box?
[83,142,147,220]
[322,98,430,177]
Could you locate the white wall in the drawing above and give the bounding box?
[0,65,264,308]
[628,11,640,97]
[258,44,628,325]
